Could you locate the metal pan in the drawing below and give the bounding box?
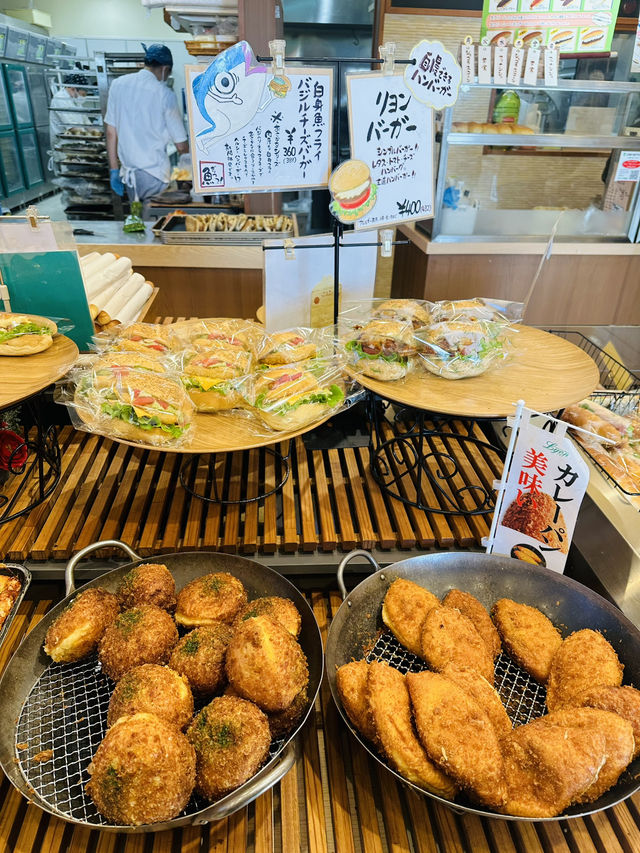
[0,540,323,833]
[326,550,640,822]
[0,562,31,648]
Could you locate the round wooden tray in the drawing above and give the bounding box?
[350,326,599,418]
[0,334,79,409]
[75,407,337,455]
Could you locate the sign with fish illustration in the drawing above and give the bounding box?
[185,41,333,194]
[480,0,621,54]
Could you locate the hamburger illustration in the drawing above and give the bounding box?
[502,492,568,554]
[345,319,416,381]
[250,365,344,432]
[0,312,57,356]
[181,346,252,412]
[329,159,377,223]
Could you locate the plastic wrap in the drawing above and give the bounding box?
[173,318,263,355]
[340,297,433,329]
[414,320,508,380]
[256,326,336,366]
[58,361,193,447]
[237,359,349,433]
[340,318,418,381]
[179,346,254,413]
[431,297,523,325]
[95,321,180,358]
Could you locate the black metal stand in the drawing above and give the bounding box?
[0,394,62,524]
[367,392,504,516]
[178,440,293,506]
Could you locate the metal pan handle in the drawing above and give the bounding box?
[337,549,380,600]
[65,540,140,596]
[191,741,297,825]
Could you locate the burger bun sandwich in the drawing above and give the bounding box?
[329,160,377,222]
[345,319,416,381]
[79,370,192,445]
[259,330,316,365]
[0,312,57,356]
[181,346,252,412]
[433,298,501,324]
[417,321,504,380]
[372,299,432,329]
[251,365,344,432]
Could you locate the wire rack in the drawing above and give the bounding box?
[365,631,547,729]
[15,654,287,827]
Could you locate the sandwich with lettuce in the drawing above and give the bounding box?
[250,365,344,431]
[0,312,57,356]
[181,346,252,412]
[345,319,416,381]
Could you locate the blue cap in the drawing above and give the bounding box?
[142,43,173,66]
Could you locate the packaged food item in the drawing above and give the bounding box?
[91,351,167,384]
[241,362,345,432]
[173,318,262,355]
[103,322,178,357]
[415,321,507,379]
[180,346,253,412]
[68,366,193,446]
[0,312,57,356]
[432,298,508,324]
[258,329,317,365]
[371,299,433,329]
[343,319,417,381]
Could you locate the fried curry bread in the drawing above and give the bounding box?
[546,629,624,710]
[381,577,439,657]
[187,695,270,801]
[442,665,512,739]
[367,662,457,798]
[117,563,176,611]
[226,614,308,712]
[86,712,195,825]
[169,623,233,696]
[421,605,494,683]
[44,587,119,663]
[98,604,178,681]
[442,589,502,659]
[335,660,376,742]
[175,572,247,627]
[570,685,640,759]
[107,664,193,730]
[491,598,562,683]
[232,596,301,637]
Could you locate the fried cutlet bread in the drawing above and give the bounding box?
[406,670,506,808]
[117,563,176,612]
[335,660,376,742]
[44,587,119,663]
[98,604,178,681]
[367,662,457,798]
[382,578,439,657]
[86,712,195,825]
[442,589,502,659]
[421,606,494,683]
[537,708,634,803]
[107,664,193,730]
[187,696,270,801]
[442,665,512,739]
[232,596,301,637]
[571,685,640,759]
[226,614,308,712]
[175,572,247,627]
[501,719,607,818]
[169,623,233,696]
[546,629,623,711]
[491,599,562,683]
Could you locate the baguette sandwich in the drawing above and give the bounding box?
[0,313,57,356]
[345,319,416,381]
[114,322,173,356]
[259,330,316,365]
[250,366,344,432]
[181,346,252,412]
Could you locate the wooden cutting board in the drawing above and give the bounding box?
[0,334,79,409]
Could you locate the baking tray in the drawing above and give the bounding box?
[158,213,293,245]
[0,562,31,648]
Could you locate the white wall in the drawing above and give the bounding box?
[19,0,170,39]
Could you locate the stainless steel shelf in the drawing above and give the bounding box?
[446,132,640,149]
[461,79,640,94]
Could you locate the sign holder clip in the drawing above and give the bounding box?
[379,42,396,76]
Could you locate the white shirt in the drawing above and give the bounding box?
[49,88,90,139]
[105,68,187,183]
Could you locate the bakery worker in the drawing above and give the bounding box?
[105,43,188,203]
[49,73,89,140]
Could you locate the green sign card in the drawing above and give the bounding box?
[0,251,94,351]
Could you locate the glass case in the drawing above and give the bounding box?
[433,79,640,242]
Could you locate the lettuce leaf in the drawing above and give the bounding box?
[100,401,183,439]
[0,322,50,343]
[345,340,407,364]
[255,384,344,415]
[182,376,231,395]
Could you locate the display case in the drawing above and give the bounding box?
[433,79,640,242]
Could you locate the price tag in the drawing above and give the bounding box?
[523,45,541,86]
[544,46,558,87]
[507,45,525,85]
[478,43,492,84]
[494,44,508,85]
[460,37,475,84]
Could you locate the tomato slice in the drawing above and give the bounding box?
[133,390,154,406]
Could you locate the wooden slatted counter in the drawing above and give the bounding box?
[0,417,504,565]
[1,596,640,853]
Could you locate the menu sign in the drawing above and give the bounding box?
[481,0,621,54]
[186,41,333,194]
[346,71,434,230]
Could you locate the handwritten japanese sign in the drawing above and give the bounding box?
[404,40,461,109]
[487,406,589,574]
[185,42,333,194]
[346,72,434,231]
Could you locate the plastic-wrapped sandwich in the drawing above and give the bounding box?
[180,346,253,412]
[344,319,417,381]
[415,321,506,379]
